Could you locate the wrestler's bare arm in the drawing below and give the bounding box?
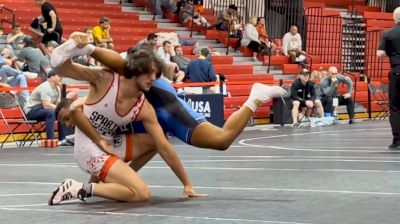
[68,97,113,155]
[138,101,192,186]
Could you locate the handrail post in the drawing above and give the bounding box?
[189,2,195,38]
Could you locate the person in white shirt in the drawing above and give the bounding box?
[241,16,267,61]
[282,26,304,63]
[156,40,184,83]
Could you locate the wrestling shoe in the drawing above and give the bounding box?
[244,83,288,112]
[48,178,86,205]
[50,39,95,67]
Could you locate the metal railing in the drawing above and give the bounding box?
[0,5,16,28]
[368,0,400,12]
[264,0,305,41]
[304,7,343,66]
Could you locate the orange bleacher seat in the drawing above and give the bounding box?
[225,74,274,82]
[363,11,393,20]
[27,78,41,88]
[211,56,233,64]
[166,13,180,23]
[181,46,196,55]
[224,38,240,48]
[366,19,393,28]
[224,96,272,109]
[206,30,220,40]
[227,85,252,96]
[214,65,253,75]
[239,46,254,57]
[262,55,290,65]
[282,64,301,74]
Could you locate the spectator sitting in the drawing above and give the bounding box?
[255,17,276,54]
[158,41,185,83]
[310,67,327,82]
[216,4,242,37]
[178,1,211,28]
[186,47,216,83]
[24,70,68,140]
[6,23,25,56]
[319,66,355,124]
[151,0,177,16]
[0,56,37,101]
[14,35,52,82]
[138,33,158,47]
[0,28,14,65]
[92,17,114,50]
[193,45,221,60]
[171,45,191,71]
[283,25,307,65]
[44,40,58,60]
[290,69,324,127]
[241,16,268,61]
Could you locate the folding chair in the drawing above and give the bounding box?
[368,82,390,120]
[0,92,43,148]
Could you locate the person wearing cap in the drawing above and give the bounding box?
[24,70,67,140]
[290,69,324,127]
[319,66,355,124]
[14,35,51,81]
[92,17,114,50]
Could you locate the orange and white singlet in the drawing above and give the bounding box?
[74,73,145,180]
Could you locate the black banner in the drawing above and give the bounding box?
[179,93,224,127]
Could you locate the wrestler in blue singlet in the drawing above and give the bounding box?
[131,78,207,145]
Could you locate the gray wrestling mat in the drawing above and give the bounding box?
[0,120,399,224]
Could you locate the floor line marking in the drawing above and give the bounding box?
[0,207,316,224]
[0,182,399,196]
[239,128,392,152]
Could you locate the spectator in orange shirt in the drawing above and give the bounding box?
[255,17,276,55]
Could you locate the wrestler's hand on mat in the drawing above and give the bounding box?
[69,32,91,48]
[182,185,209,198]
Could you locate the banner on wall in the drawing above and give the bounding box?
[179,93,224,127]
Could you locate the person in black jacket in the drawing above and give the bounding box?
[35,0,63,44]
[290,69,324,127]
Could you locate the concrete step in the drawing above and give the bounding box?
[176,30,204,38]
[233,60,263,66]
[227,51,244,58]
[122,6,149,14]
[105,0,120,4]
[233,57,254,62]
[213,47,236,54]
[139,14,170,23]
[197,39,221,45]
[157,23,182,28]
[274,74,296,80]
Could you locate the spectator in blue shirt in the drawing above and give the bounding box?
[186,48,216,82]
